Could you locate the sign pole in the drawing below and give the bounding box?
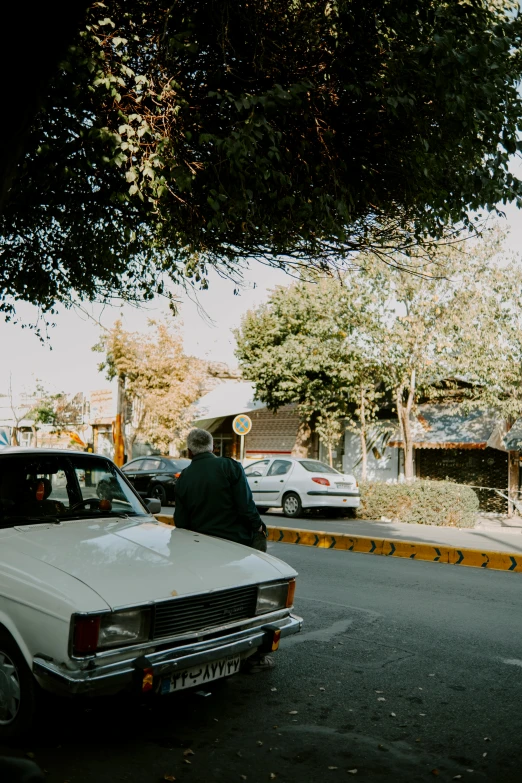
[232,414,253,463]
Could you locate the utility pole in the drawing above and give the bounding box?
[113,375,125,467]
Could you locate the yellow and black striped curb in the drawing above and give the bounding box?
[267,525,522,572]
[156,515,522,572]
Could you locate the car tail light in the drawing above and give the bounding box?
[286,578,296,607]
[73,615,100,655]
[312,477,330,486]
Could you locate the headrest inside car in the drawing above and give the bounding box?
[35,478,52,501]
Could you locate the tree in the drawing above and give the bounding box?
[29,386,86,446]
[94,319,204,455]
[235,229,517,479]
[234,277,385,472]
[3,0,522,323]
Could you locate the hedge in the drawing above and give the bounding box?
[356,479,479,528]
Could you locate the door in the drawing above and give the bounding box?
[244,460,271,503]
[136,458,162,494]
[122,458,146,489]
[255,459,293,505]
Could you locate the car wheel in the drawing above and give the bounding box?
[282,492,302,518]
[150,484,167,506]
[0,630,36,739]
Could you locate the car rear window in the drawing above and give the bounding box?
[299,460,340,475]
[164,459,191,472]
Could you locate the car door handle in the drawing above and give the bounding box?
[279,480,284,483]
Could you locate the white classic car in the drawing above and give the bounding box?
[0,449,301,738]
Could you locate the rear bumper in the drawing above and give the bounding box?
[33,613,302,696]
[304,491,360,509]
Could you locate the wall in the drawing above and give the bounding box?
[343,430,400,481]
[245,405,301,457]
[417,446,508,512]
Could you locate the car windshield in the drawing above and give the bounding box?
[0,453,148,528]
[299,459,341,475]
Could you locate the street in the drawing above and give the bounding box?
[3,543,522,782]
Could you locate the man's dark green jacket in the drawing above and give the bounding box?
[174,452,264,545]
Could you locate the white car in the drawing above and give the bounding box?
[244,457,360,518]
[0,448,301,738]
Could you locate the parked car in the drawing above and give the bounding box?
[121,456,191,506]
[245,457,360,518]
[0,448,301,738]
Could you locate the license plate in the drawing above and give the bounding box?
[160,655,241,695]
[335,482,352,490]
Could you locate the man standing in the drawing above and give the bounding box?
[174,428,267,551]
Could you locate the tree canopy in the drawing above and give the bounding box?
[235,229,522,478]
[94,319,204,454]
[2,0,522,322]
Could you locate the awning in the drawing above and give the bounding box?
[193,381,266,429]
[389,404,500,450]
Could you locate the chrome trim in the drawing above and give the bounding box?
[306,490,360,497]
[34,614,302,695]
[71,607,293,663]
[69,580,294,660]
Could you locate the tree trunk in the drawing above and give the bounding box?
[328,442,333,468]
[359,387,367,482]
[31,424,38,448]
[397,370,416,481]
[292,419,313,458]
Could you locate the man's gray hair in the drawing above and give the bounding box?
[187,428,214,455]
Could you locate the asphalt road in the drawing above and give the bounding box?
[3,544,522,782]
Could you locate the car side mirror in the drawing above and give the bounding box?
[145,497,161,514]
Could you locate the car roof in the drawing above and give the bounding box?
[0,447,107,459]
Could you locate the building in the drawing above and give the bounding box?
[193,381,318,460]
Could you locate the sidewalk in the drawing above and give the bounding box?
[260,511,522,555]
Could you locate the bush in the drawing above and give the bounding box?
[356,479,479,528]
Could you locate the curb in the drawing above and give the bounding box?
[155,515,522,572]
[266,525,522,572]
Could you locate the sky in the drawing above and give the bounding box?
[1,201,521,399]
[0,260,291,398]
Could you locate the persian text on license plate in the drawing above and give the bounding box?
[336,482,352,489]
[160,655,241,694]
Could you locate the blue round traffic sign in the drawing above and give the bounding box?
[232,414,252,435]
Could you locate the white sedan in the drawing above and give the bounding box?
[0,448,301,738]
[244,457,360,518]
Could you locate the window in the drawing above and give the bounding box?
[244,460,270,478]
[121,459,146,473]
[267,460,292,477]
[141,459,161,471]
[164,459,191,472]
[0,454,147,527]
[299,459,340,475]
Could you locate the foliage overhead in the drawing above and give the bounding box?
[2,0,522,321]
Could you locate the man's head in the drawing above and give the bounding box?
[186,428,214,458]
